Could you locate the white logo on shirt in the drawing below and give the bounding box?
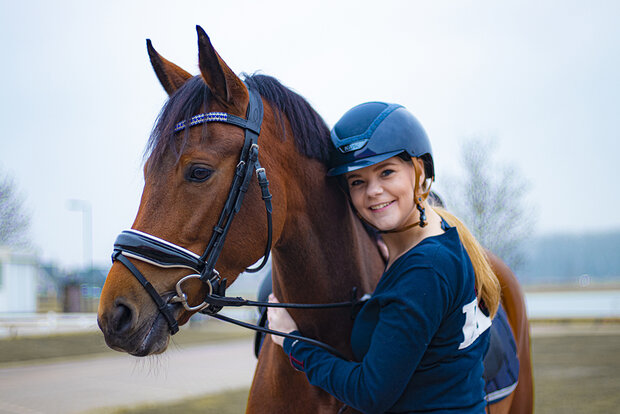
[458,298,492,350]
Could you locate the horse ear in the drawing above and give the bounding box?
[146,39,193,96]
[196,25,247,107]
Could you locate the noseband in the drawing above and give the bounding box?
[112,86,273,334]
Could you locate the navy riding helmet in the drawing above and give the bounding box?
[327,102,434,180]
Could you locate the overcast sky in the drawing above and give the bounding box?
[1,0,618,269]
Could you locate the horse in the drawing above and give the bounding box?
[97,26,533,413]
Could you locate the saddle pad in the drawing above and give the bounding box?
[483,304,520,403]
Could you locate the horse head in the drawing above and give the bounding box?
[97,26,291,356]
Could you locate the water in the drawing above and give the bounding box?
[525,290,620,318]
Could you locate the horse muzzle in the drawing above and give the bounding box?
[98,292,181,356]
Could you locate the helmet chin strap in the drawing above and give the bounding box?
[378,215,421,234]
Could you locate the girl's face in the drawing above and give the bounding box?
[344,156,418,232]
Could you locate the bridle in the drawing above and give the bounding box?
[112,86,270,330]
[111,86,359,360]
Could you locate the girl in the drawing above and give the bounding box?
[268,102,501,414]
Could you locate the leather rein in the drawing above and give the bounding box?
[111,87,358,360]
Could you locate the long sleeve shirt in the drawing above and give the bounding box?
[283,226,491,414]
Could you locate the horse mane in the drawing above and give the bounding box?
[244,74,330,162]
[145,73,331,169]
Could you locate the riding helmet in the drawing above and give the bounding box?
[327,102,434,179]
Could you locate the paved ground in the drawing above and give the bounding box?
[0,339,256,414]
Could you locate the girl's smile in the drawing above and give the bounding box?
[369,200,395,211]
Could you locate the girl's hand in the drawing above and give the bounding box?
[267,294,299,347]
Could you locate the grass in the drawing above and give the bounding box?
[0,321,252,365]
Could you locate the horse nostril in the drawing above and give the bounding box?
[111,302,135,334]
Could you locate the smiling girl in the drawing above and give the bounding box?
[268,102,501,414]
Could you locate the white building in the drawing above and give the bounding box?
[0,246,38,313]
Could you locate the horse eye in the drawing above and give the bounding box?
[186,165,212,182]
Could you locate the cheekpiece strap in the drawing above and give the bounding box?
[197,86,265,282]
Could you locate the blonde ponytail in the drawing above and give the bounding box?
[434,207,501,318]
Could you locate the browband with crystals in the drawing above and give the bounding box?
[174,111,260,134]
[174,112,228,132]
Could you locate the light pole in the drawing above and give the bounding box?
[67,199,93,271]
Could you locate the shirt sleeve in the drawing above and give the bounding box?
[282,266,450,414]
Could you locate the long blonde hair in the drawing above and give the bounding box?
[433,206,501,317]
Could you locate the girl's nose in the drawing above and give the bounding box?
[366,179,383,197]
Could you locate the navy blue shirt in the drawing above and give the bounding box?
[283,227,491,414]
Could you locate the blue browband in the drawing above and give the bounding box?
[174,112,228,131]
[174,111,261,135]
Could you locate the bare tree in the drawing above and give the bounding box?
[442,138,533,269]
[0,168,31,248]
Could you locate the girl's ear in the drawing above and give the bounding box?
[412,157,431,201]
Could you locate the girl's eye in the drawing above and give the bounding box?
[381,169,394,177]
[186,165,213,182]
[349,179,363,187]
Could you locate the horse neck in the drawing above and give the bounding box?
[271,160,382,341]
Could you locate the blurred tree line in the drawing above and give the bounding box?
[520,231,620,284]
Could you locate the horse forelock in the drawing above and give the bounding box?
[145,76,212,171]
[144,73,332,174]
